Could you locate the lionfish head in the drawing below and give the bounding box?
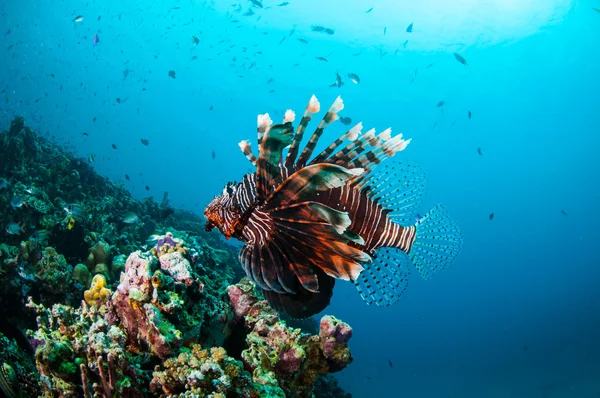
[204,181,242,239]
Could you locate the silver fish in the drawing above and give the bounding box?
[10,195,25,208]
[29,230,50,242]
[6,222,24,235]
[64,204,86,218]
[122,212,139,224]
[348,73,360,84]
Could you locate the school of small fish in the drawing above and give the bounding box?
[1,1,577,224]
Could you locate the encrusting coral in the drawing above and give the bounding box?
[84,274,112,306]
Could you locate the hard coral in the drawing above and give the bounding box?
[84,274,111,306]
[227,279,354,398]
[150,344,253,397]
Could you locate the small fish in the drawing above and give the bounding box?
[125,174,130,181]
[593,7,600,12]
[29,230,50,242]
[111,144,117,149]
[82,132,89,137]
[250,0,263,8]
[168,70,176,79]
[323,28,335,35]
[297,38,308,44]
[278,2,289,6]
[388,359,393,368]
[311,25,325,32]
[145,186,150,191]
[24,185,40,195]
[192,36,200,45]
[339,116,352,126]
[212,150,216,159]
[454,52,468,66]
[384,27,387,35]
[0,178,8,189]
[477,147,483,156]
[348,73,360,84]
[406,22,413,32]
[10,195,25,208]
[437,101,445,107]
[330,71,344,88]
[93,33,100,46]
[403,39,408,48]
[560,210,568,217]
[64,204,86,218]
[88,154,95,163]
[6,222,24,235]
[141,139,149,146]
[468,110,472,119]
[122,212,139,224]
[209,105,214,110]
[365,7,373,13]
[73,15,84,23]
[316,56,328,62]
[489,213,494,220]
[243,8,255,16]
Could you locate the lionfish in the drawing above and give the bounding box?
[205,96,463,318]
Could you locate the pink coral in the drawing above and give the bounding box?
[227,278,258,321]
[158,251,193,286]
[319,315,353,372]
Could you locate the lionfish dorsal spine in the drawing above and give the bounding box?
[295,96,344,168]
[238,140,257,166]
[284,95,320,168]
[311,122,363,164]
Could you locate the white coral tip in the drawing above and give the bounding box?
[284,109,296,123]
[380,128,392,140]
[307,95,320,113]
[330,96,344,113]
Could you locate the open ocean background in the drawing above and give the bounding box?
[1,0,599,397]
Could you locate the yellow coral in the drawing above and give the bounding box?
[210,347,226,362]
[84,274,111,306]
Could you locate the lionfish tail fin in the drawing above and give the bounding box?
[262,268,335,318]
[408,204,463,280]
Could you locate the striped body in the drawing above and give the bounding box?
[205,95,463,318]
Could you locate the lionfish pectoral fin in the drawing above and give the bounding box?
[263,163,363,210]
[408,204,464,280]
[353,247,411,307]
[262,267,335,319]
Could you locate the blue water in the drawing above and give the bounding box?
[2,0,599,397]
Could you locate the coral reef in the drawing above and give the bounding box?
[0,117,354,397]
[228,279,353,398]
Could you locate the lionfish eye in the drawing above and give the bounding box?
[226,186,234,195]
